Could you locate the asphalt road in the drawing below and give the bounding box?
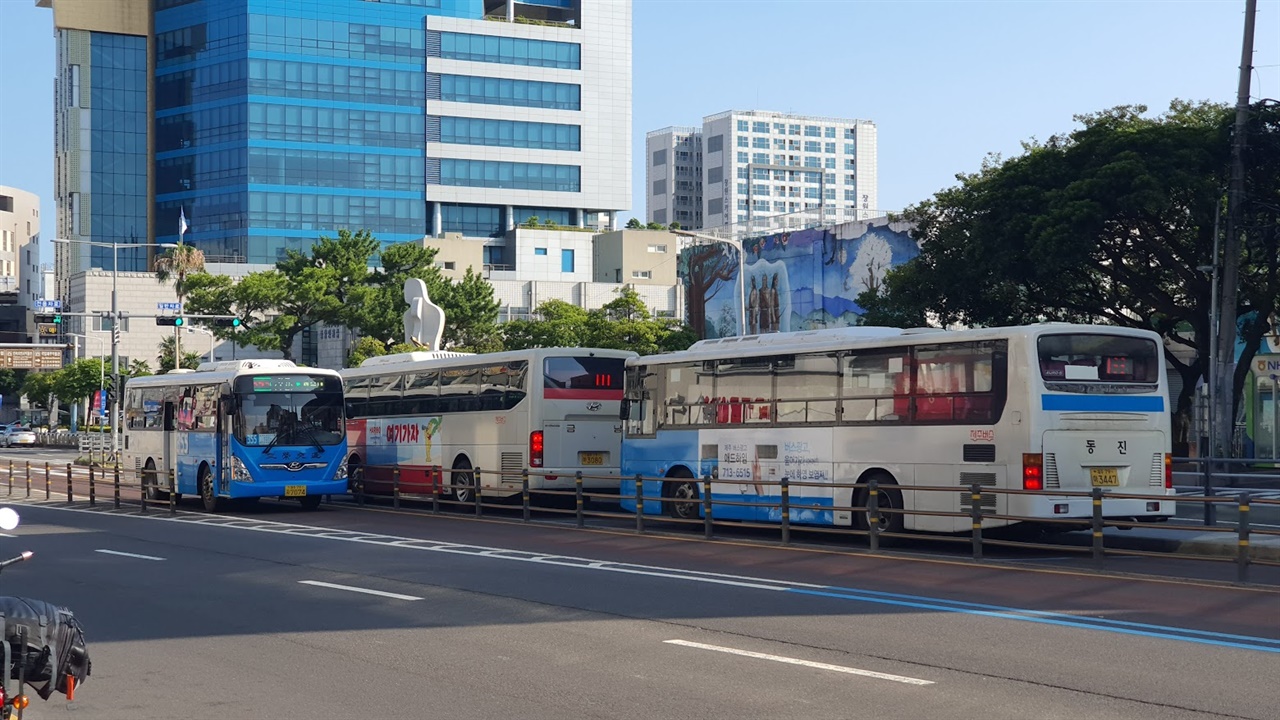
[1,498,1276,720]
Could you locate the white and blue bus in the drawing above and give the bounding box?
[122,360,349,512]
[620,324,1175,533]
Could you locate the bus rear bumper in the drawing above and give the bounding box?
[1014,494,1176,521]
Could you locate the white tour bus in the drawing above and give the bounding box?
[619,323,1175,533]
[341,347,635,501]
[122,360,349,512]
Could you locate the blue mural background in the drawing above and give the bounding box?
[680,218,920,339]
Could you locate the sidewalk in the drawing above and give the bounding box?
[1060,525,1280,563]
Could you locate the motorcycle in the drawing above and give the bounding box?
[0,508,91,719]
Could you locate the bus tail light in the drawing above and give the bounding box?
[1022,453,1043,491]
[530,431,544,468]
[1164,453,1172,489]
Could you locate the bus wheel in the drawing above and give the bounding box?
[667,473,700,520]
[143,460,162,501]
[857,472,904,537]
[299,495,322,511]
[200,465,222,513]
[451,460,476,505]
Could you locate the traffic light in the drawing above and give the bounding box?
[34,313,61,324]
[212,317,242,328]
[156,316,185,327]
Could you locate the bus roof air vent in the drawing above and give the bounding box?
[195,359,299,373]
[359,351,474,367]
[900,327,946,335]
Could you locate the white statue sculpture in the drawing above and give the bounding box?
[403,278,445,350]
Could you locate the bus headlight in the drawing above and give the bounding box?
[230,456,252,482]
[334,462,348,482]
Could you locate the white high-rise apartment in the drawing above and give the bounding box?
[644,127,702,228]
[646,110,877,231]
[0,186,42,308]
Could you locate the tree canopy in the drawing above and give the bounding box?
[858,100,1280,448]
[504,287,695,355]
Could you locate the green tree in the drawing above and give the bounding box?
[54,358,105,407]
[351,242,446,348]
[444,267,502,352]
[625,217,643,230]
[128,359,153,378]
[21,371,59,425]
[645,221,666,231]
[154,243,207,311]
[502,300,590,349]
[158,336,202,371]
[862,100,1280,449]
[0,369,24,402]
[346,336,387,368]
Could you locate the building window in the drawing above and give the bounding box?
[647,244,667,253]
[707,135,724,153]
[737,136,748,148]
[534,247,548,256]
[825,142,836,153]
[845,143,856,154]
[804,125,821,137]
[439,32,581,70]
[632,270,652,279]
[825,127,836,138]
[441,261,456,270]
[440,159,580,192]
[440,117,581,151]
[737,119,748,131]
[440,74,580,110]
[737,151,749,163]
[561,249,575,272]
[804,141,821,153]
[441,204,503,237]
[752,121,769,133]
[752,137,769,149]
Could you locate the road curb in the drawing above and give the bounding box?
[1061,529,1280,563]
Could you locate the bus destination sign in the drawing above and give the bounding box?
[251,376,324,393]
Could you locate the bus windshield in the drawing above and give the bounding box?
[233,375,344,447]
[1038,333,1160,391]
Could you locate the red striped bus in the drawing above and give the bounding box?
[341,348,635,502]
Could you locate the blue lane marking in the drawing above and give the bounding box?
[1041,394,1165,412]
[787,587,1280,654]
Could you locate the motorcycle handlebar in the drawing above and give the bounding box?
[0,551,33,571]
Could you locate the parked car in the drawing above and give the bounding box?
[0,425,38,448]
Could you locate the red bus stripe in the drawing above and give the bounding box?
[542,388,623,401]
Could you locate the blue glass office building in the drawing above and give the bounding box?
[145,0,629,265]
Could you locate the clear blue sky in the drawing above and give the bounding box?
[2,0,1277,266]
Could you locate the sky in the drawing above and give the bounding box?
[1,0,1277,267]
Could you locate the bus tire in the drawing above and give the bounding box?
[299,495,322,511]
[665,470,699,520]
[143,460,162,501]
[199,464,222,513]
[451,458,476,505]
[857,471,904,537]
[346,455,363,494]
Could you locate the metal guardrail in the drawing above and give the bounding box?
[6,459,1275,584]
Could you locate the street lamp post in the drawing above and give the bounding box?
[673,229,747,336]
[53,238,178,458]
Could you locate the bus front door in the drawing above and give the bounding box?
[162,401,182,493]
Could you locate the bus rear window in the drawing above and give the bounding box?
[544,356,625,398]
[1038,334,1160,385]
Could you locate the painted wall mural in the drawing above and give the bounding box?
[678,217,920,339]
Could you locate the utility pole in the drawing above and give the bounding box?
[1214,0,1257,458]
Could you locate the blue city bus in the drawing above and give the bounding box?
[122,360,349,512]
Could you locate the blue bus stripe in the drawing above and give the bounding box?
[1041,395,1165,412]
[787,588,1280,653]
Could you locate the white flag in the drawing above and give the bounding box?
[178,207,188,238]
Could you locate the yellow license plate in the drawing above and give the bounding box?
[579,452,605,466]
[284,485,307,497]
[1089,468,1120,486]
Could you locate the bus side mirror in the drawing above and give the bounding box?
[619,399,630,421]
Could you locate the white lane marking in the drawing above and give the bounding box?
[95,549,165,561]
[0,533,14,538]
[298,580,422,602]
[664,639,934,686]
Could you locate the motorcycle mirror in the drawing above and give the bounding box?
[0,507,19,531]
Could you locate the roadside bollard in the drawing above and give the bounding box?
[575,471,585,529]
[1237,492,1252,584]
[113,464,121,509]
[44,462,51,500]
[970,482,984,560]
[89,465,96,506]
[393,466,401,510]
[430,467,440,515]
[66,463,73,503]
[634,474,645,534]
[169,469,177,516]
[779,476,791,545]
[474,467,483,517]
[521,469,530,522]
[702,475,713,540]
[1091,487,1105,570]
[6,459,11,495]
[25,461,31,498]
[868,476,881,554]
[139,467,149,515]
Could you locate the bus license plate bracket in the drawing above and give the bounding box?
[1089,468,1119,487]
[284,485,307,497]
[579,452,605,466]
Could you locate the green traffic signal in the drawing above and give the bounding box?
[53,314,62,324]
[174,317,185,327]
